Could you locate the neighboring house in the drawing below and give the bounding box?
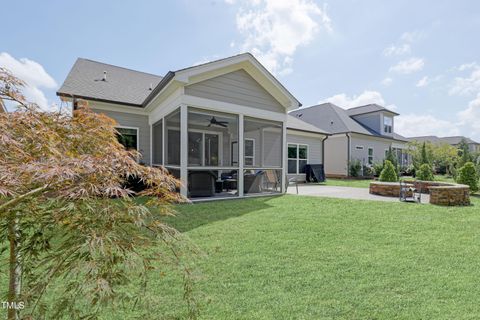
[57,53,327,200]
[290,103,409,177]
[408,136,480,153]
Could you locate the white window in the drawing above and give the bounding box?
[368,148,374,165]
[355,146,364,150]
[384,116,393,133]
[244,139,255,166]
[116,127,139,151]
[288,144,308,174]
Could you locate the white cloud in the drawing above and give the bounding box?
[320,90,397,111]
[383,30,425,57]
[457,62,478,71]
[390,57,425,74]
[449,65,480,96]
[416,76,429,87]
[400,30,426,43]
[381,77,393,86]
[395,114,461,137]
[383,44,411,57]
[458,93,480,135]
[227,0,331,75]
[0,52,57,110]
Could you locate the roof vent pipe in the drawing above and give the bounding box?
[102,71,107,81]
[149,83,153,90]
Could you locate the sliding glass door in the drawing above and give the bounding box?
[188,131,220,166]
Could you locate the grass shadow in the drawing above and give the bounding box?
[161,196,277,232]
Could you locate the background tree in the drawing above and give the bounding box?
[457,138,472,167]
[420,142,430,165]
[431,143,459,176]
[385,147,398,168]
[0,67,198,319]
[407,141,433,172]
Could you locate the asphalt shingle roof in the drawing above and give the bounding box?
[409,136,479,145]
[346,103,399,116]
[57,58,163,106]
[286,115,329,135]
[289,103,407,142]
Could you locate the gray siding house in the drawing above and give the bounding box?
[290,103,409,177]
[57,53,327,200]
[409,136,480,153]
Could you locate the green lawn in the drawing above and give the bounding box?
[112,195,479,319]
[3,195,480,319]
[321,178,373,188]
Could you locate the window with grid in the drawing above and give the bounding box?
[368,148,374,165]
[288,144,308,174]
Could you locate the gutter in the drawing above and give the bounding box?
[56,92,142,108]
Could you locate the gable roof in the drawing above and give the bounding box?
[286,115,329,135]
[57,53,301,110]
[346,103,399,116]
[289,103,407,142]
[409,135,479,145]
[57,58,163,106]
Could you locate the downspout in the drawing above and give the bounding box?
[321,135,329,166]
[346,133,351,177]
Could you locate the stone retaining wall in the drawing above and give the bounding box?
[369,182,413,197]
[369,181,470,206]
[403,180,450,193]
[429,185,470,206]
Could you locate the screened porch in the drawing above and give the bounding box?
[151,106,285,199]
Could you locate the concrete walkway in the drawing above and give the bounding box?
[287,184,430,203]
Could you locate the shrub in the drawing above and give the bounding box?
[416,163,434,181]
[404,164,416,177]
[372,162,384,177]
[456,162,479,193]
[363,164,375,177]
[379,160,398,182]
[349,159,362,177]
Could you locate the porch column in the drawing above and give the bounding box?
[281,119,287,193]
[238,114,244,197]
[180,104,188,197]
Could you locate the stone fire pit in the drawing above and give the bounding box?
[369,180,470,206]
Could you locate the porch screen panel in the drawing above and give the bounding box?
[165,109,180,166]
[244,117,282,168]
[152,119,163,165]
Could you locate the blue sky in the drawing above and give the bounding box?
[3,0,480,140]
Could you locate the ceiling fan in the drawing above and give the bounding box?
[207,116,228,128]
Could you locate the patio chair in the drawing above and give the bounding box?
[264,170,280,191]
[188,171,217,197]
[285,176,299,194]
[244,171,264,194]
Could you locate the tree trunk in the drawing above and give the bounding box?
[7,213,22,320]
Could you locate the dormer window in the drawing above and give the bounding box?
[384,116,393,133]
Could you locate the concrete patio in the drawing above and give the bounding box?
[287,184,430,203]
